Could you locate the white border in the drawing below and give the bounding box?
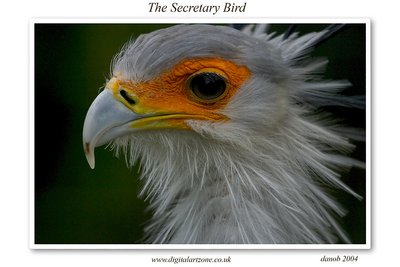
[29,18,371,250]
[29,19,36,251]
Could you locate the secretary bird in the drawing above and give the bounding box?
[82,24,365,244]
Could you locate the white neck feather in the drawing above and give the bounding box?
[111,113,360,244]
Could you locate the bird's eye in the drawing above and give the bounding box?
[188,72,227,102]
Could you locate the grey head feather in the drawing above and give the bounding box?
[112,24,289,82]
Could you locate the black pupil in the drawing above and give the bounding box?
[189,72,226,100]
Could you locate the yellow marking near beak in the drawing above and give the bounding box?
[107,77,120,91]
[130,114,210,130]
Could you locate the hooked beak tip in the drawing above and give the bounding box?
[84,142,95,169]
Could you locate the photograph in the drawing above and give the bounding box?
[33,22,367,247]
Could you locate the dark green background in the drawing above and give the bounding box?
[34,24,366,244]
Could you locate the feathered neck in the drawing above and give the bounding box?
[111,113,359,244]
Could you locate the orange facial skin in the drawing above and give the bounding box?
[107,57,250,130]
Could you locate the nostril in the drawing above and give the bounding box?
[120,90,136,105]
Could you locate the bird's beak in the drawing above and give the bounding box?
[82,88,141,169]
[82,78,196,169]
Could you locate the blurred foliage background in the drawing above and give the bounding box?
[34,24,366,244]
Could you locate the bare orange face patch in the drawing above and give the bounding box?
[107,57,250,128]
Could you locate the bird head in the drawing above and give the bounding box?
[82,24,364,244]
[83,25,300,169]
